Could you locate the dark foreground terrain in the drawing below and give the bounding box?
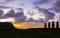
[0,22,60,38]
[0,29,60,38]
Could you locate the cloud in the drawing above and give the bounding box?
[4,8,24,17]
[6,0,13,2]
[20,3,24,6]
[1,0,14,2]
[49,0,60,12]
[4,9,15,17]
[13,8,26,22]
[0,7,55,23]
[14,16,26,22]
[0,0,6,4]
[26,18,34,22]
[0,10,4,16]
[0,8,26,22]
[0,5,12,9]
[34,0,48,5]
[0,0,14,4]
[34,0,60,12]
[27,11,34,16]
[35,6,55,22]
[25,17,45,23]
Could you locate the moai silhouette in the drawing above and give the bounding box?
[45,23,47,29]
[52,21,55,29]
[48,22,51,29]
[56,22,59,29]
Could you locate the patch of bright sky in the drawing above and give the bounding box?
[0,18,15,22]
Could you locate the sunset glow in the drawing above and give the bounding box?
[13,22,44,29]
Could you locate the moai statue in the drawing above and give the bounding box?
[52,21,55,29]
[48,22,51,29]
[45,23,47,29]
[56,22,59,29]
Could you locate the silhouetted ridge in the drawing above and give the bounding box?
[0,22,15,30]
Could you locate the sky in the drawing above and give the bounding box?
[0,0,60,23]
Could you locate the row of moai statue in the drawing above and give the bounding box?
[45,21,59,29]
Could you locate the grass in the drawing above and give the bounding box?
[0,29,60,38]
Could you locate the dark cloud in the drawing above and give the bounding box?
[26,18,45,23]
[0,10,4,16]
[34,0,60,12]
[35,6,55,22]
[4,9,16,17]
[34,18,45,23]
[0,8,26,22]
[15,16,26,22]
[34,0,48,5]
[6,0,13,2]
[27,11,34,16]
[16,8,24,12]
[4,8,25,17]
[0,0,14,5]
[26,18,34,22]
[15,8,25,17]
[0,2,6,4]
[25,6,55,22]
[49,0,60,12]
[0,5,13,9]
[20,3,24,6]
[14,12,26,22]
[15,12,24,17]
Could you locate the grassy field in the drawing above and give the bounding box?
[0,29,60,38]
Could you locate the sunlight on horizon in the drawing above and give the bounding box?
[13,22,44,29]
[0,18,15,22]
